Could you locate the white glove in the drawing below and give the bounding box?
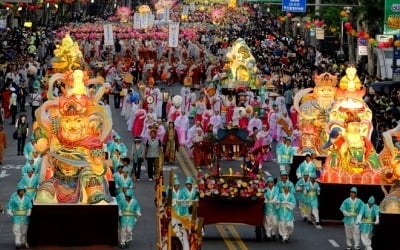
[355,216,361,225]
[374,216,379,225]
[118,210,122,216]
[136,211,142,217]
[342,211,350,217]
[7,210,13,217]
[26,209,31,216]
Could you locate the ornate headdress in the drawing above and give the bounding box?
[59,95,89,116]
[314,72,338,87]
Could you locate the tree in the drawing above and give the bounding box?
[355,0,385,74]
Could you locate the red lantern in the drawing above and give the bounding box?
[344,22,352,29]
[286,13,292,18]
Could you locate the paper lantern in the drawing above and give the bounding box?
[340,10,348,17]
[161,72,169,80]
[286,13,292,18]
[344,22,352,29]
[24,21,32,28]
[368,38,375,44]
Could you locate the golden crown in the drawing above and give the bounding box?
[314,72,338,87]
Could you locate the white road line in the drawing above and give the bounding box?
[315,224,323,229]
[328,239,340,248]
[263,170,272,176]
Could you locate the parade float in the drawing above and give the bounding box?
[293,68,392,221]
[27,35,118,247]
[196,129,265,240]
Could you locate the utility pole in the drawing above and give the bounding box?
[315,0,321,17]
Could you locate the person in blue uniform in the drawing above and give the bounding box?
[7,185,33,249]
[303,173,321,225]
[178,176,199,217]
[118,189,141,249]
[357,196,379,250]
[276,170,295,194]
[21,157,38,175]
[340,187,364,250]
[276,184,296,243]
[263,176,279,241]
[296,153,317,179]
[276,136,295,172]
[115,167,134,196]
[295,171,310,221]
[17,167,39,200]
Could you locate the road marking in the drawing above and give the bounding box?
[179,146,198,177]
[215,225,236,250]
[227,225,248,250]
[176,151,193,178]
[163,165,178,171]
[1,165,22,170]
[328,239,340,248]
[263,170,271,176]
[0,169,10,178]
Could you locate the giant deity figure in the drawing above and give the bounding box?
[293,72,337,154]
[223,38,258,90]
[321,66,380,184]
[33,35,112,204]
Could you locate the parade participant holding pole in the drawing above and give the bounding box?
[118,189,141,249]
[295,172,310,222]
[17,167,39,201]
[356,196,379,250]
[264,176,279,241]
[178,176,199,218]
[276,184,296,243]
[303,173,321,225]
[340,187,364,250]
[7,185,32,249]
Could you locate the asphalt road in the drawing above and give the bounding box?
[0,83,348,249]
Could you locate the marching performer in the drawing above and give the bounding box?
[178,177,199,218]
[175,111,190,145]
[357,196,379,250]
[276,170,295,194]
[118,189,141,249]
[181,85,191,114]
[303,173,321,225]
[296,153,317,179]
[264,176,279,241]
[340,187,364,250]
[163,122,179,165]
[276,184,296,243]
[17,167,39,201]
[7,185,32,249]
[247,112,263,136]
[295,172,310,222]
[276,136,295,172]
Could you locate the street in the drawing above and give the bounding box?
[0,84,348,249]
